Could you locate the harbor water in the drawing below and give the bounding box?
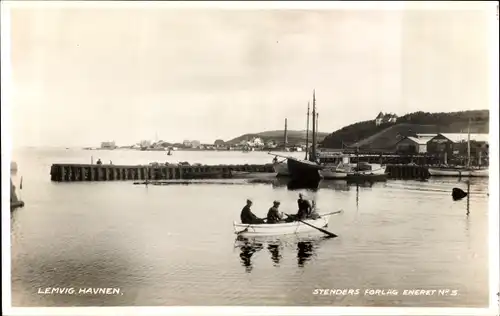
[10,148,489,307]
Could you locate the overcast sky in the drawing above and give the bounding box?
[8,3,493,147]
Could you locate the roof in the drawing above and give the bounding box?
[437,133,489,143]
[397,136,430,145]
[376,112,384,119]
[416,133,438,138]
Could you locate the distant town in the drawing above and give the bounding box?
[87,136,306,153]
[84,109,490,163]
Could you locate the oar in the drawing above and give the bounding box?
[284,213,338,238]
[318,210,343,217]
[452,187,468,201]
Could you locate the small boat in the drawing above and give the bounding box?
[471,168,489,177]
[320,169,348,179]
[428,119,489,178]
[320,164,348,179]
[346,163,388,181]
[233,212,337,236]
[428,167,488,177]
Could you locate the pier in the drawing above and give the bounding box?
[50,163,275,182]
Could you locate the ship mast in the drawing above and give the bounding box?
[305,102,310,160]
[467,118,471,168]
[316,112,319,147]
[311,89,317,162]
[284,118,288,151]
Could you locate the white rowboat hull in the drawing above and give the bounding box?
[428,168,489,177]
[234,214,332,236]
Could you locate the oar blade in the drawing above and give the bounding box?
[283,212,338,238]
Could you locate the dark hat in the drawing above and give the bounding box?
[247,199,253,204]
[273,200,280,205]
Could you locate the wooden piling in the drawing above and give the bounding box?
[50,162,301,182]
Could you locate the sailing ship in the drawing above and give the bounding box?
[286,90,323,181]
[428,121,488,178]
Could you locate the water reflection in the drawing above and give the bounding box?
[268,178,348,191]
[237,237,264,273]
[346,179,376,187]
[267,243,282,266]
[235,235,330,271]
[278,178,322,191]
[297,241,315,267]
[265,178,380,192]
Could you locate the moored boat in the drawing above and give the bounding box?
[428,119,489,178]
[273,161,290,177]
[287,157,323,180]
[287,89,323,181]
[471,168,489,177]
[346,163,388,181]
[320,166,348,179]
[428,167,488,177]
[233,212,337,236]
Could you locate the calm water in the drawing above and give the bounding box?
[10,148,490,307]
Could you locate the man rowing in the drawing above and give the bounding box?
[284,193,314,222]
[297,193,313,220]
[240,199,265,224]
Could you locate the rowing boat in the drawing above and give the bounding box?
[428,167,489,178]
[233,211,341,236]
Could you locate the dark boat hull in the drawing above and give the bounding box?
[287,157,322,181]
[346,173,388,182]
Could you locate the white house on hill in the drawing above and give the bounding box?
[375,112,398,126]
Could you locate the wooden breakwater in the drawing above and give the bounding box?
[50,163,275,182]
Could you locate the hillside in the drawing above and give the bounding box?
[321,110,489,150]
[226,130,329,145]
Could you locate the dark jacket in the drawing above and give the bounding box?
[241,205,262,224]
[266,206,283,224]
[297,199,312,219]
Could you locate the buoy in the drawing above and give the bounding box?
[452,188,467,201]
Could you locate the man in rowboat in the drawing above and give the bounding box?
[297,193,313,220]
[266,201,284,224]
[284,194,313,222]
[240,199,265,224]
